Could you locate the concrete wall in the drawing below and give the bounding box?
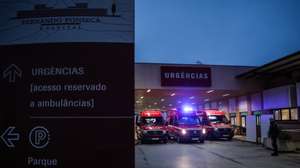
[251,93,262,111]
[135,63,258,91]
[246,116,256,142]
[229,98,237,113]
[261,115,273,143]
[263,85,292,110]
[211,102,218,109]
[218,100,228,112]
[238,96,248,112]
[204,103,210,109]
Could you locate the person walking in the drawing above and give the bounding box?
[268,119,280,156]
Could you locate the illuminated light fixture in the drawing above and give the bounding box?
[148,105,151,108]
[171,108,177,111]
[204,99,209,102]
[202,128,206,134]
[177,101,182,104]
[161,98,165,102]
[136,101,140,104]
[146,89,151,93]
[189,96,195,99]
[170,93,176,96]
[207,90,215,94]
[154,102,157,105]
[181,129,187,135]
[140,96,144,99]
[222,94,230,97]
[183,105,193,113]
[169,104,172,107]
[191,102,195,105]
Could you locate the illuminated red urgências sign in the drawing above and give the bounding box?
[161,66,211,87]
[203,110,225,116]
[140,110,162,117]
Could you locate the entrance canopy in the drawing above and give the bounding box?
[135,63,261,112]
[135,88,245,112]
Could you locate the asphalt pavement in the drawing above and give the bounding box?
[135,140,300,168]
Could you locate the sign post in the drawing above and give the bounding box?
[0,1,134,167]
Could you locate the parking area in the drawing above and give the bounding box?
[135,140,300,168]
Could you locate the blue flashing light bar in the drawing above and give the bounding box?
[182,105,193,113]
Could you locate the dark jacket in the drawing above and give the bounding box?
[268,122,280,139]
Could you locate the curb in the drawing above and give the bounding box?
[233,137,300,154]
[232,137,261,145]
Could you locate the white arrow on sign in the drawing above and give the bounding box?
[1,126,20,148]
[3,64,22,83]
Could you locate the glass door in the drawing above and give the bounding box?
[241,116,246,135]
[255,114,261,144]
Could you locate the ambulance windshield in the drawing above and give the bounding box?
[141,117,164,126]
[177,116,200,125]
[208,115,228,123]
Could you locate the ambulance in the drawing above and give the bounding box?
[136,110,168,143]
[166,107,206,143]
[197,109,234,140]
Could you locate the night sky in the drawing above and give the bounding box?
[135,0,300,66]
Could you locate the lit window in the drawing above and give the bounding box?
[291,108,298,120]
[281,109,289,120]
[274,110,280,120]
[230,117,236,125]
[241,117,246,127]
[256,115,261,126]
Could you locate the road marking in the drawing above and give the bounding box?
[191,144,246,167]
[136,146,150,167]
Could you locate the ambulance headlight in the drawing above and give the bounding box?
[202,128,206,134]
[181,129,187,135]
[163,130,167,134]
[214,128,218,131]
